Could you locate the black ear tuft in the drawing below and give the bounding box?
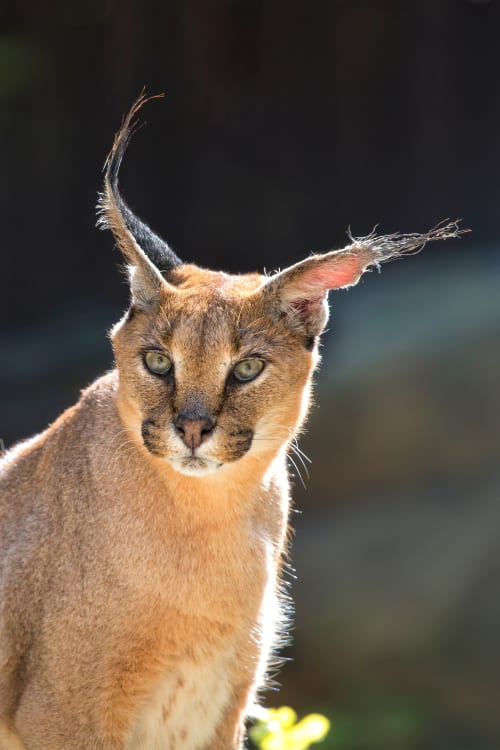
[98,91,182,275]
[116,199,180,275]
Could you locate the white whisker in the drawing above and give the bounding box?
[286,454,306,489]
[289,443,310,479]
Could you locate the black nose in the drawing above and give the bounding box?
[173,412,216,450]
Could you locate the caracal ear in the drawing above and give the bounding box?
[97,92,182,310]
[261,222,467,336]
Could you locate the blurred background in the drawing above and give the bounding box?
[1,1,500,748]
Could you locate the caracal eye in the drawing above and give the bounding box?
[233,358,265,382]
[144,351,173,376]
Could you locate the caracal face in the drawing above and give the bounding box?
[112,264,317,477]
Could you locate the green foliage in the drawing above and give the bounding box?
[249,706,330,750]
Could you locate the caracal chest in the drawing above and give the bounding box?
[124,657,234,750]
[115,513,273,750]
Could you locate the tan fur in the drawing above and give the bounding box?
[0,97,465,750]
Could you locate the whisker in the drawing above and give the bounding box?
[251,428,312,484]
[290,443,310,480]
[291,440,311,464]
[287,454,306,490]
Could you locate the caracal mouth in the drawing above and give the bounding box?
[168,455,224,477]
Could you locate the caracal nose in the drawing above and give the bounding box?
[173,414,216,450]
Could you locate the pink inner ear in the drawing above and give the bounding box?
[278,251,369,323]
[307,256,365,291]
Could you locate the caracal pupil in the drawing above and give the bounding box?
[0,95,463,750]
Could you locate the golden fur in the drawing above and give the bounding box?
[0,96,464,750]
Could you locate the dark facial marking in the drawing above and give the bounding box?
[304,335,316,351]
[125,306,136,322]
[223,427,254,460]
[141,419,164,456]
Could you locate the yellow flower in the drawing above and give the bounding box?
[249,706,330,750]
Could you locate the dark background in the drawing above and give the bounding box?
[1,2,500,749]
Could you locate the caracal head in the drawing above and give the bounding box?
[111,264,318,477]
[98,94,465,478]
